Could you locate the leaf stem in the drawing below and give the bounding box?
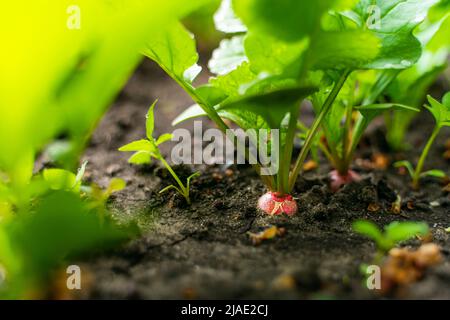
[288,70,351,192]
[412,126,441,189]
[159,157,190,204]
[169,73,276,190]
[279,108,300,194]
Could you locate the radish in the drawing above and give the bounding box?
[329,169,361,192]
[258,192,298,216]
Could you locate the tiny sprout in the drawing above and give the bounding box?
[87,178,127,203]
[353,220,429,259]
[394,93,450,189]
[119,101,199,204]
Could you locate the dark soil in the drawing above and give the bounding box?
[73,60,449,300]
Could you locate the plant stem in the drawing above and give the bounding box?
[345,70,400,168]
[171,74,276,190]
[412,126,441,189]
[279,108,300,194]
[160,157,190,204]
[288,70,351,192]
[344,115,368,168]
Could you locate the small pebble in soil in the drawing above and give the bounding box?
[367,203,381,212]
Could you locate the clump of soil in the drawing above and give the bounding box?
[73,60,449,300]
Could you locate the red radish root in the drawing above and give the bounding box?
[329,169,362,192]
[258,192,298,216]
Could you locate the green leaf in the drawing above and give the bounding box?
[310,31,380,70]
[159,184,182,195]
[144,21,202,84]
[354,0,441,69]
[43,169,77,192]
[234,0,335,42]
[384,221,429,244]
[352,220,384,246]
[187,172,201,187]
[209,62,257,97]
[156,133,174,146]
[104,178,126,198]
[146,101,158,140]
[219,84,317,128]
[420,169,447,178]
[356,103,420,122]
[214,0,247,33]
[386,12,450,150]
[128,151,152,165]
[208,36,248,75]
[219,109,269,131]
[426,94,450,126]
[118,139,154,152]
[244,32,308,76]
[444,92,450,108]
[172,104,209,125]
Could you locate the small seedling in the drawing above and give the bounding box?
[353,220,429,263]
[323,101,419,192]
[43,161,126,205]
[82,177,127,208]
[119,101,199,205]
[394,93,450,189]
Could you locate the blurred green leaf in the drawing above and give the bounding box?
[144,22,202,85]
[354,0,440,69]
[156,133,174,146]
[353,220,384,246]
[43,169,78,192]
[426,94,450,127]
[384,221,429,244]
[0,191,134,298]
[146,101,158,141]
[104,178,126,198]
[128,151,152,165]
[119,140,155,152]
[420,169,447,178]
[233,0,335,42]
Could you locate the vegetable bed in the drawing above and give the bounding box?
[68,61,448,299]
[0,0,449,300]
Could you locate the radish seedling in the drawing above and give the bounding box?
[145,0,439,215]
[353,220,429,262]
[395,93,450,189]
[313,73,420,191]
[119,101,199,204]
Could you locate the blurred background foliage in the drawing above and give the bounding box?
[0,0,211,299]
